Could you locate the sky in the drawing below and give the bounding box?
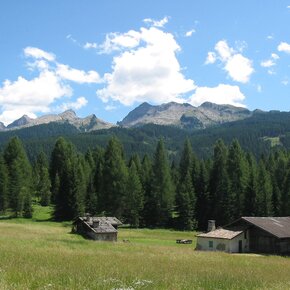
[1,1,290,125]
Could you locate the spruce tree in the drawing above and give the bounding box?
[208,139,230,225]
[124,162,144,227]
[0,155,8,213]
[151,139,175,227]
[34,152,51,206]
[141,154,155,227]
[256,160,273,216]
[102,137,128,218]
[4,137,32,217]
[227,139,248,219]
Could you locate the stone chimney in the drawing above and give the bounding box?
[207,220,216,232]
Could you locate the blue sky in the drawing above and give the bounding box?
[1,1,290,125]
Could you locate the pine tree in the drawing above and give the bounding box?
[195,159,210,230]
[0,155,8,213]
[50,137,86,220]
[256,160,273,216]
[175,139,196,230]
[141,154,155,227]
[4,137,32,217]
[34,152,51,206]
[151,139,175,227]
[102,137,128,218]
[244,153,258,216]
[208,139,230,225]
[227,139,248,219]
[124,162,144,227]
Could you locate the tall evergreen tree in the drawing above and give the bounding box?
[102,137,128,218]
[244,153,258,216]
[141,154,155,227]
[151,139,175,227]
[227,139,248,219]
[34,152,51,206]
[256,160,273,216]
[124,161,144,227]
[0,155,8,213]
[50,137,85,220]
[208,139,230,225]
[4,137,32,217]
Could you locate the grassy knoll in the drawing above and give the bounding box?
[0,208,290,289]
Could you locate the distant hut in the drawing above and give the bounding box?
[72,216,122,242]
[196,217,290,255]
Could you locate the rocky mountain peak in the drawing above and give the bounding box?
[59,109,77,120]
[7,114,34,129]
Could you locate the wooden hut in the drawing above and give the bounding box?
[72,216,122,242]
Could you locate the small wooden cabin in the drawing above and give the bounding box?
[196,217,290,255]
[73,216,122,242]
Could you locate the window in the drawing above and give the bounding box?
[209,241,213,248]
[244,231,247,239]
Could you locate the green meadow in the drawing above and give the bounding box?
[0,206,290,290]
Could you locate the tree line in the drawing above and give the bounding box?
[0,136,289,230]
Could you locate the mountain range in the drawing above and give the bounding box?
[0,101,255,132]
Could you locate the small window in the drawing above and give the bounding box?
[244,231,247,239]
[209,241,213,248]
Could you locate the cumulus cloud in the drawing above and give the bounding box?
[0,46,101,124]
[56,64,102,83]
[24,47,55,61]
[98,30,141,54]
[84,42,97,49]
[0,71,72,125]
[58,96,88,111]
[278,42,290,54]
[206,40,254,83]
[185,29,195,37]
[205,52,216,64]
[260,53,279,74]
[189,84,246,107]
[143,16,169,28]
[97,26,196,106]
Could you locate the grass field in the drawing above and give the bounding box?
[0,207,290,289]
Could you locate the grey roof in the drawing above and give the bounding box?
[240,217,290,238]
[197,228,243,240]
[77,216,121,234]
[91,222,117,234]
[90,217,122,226]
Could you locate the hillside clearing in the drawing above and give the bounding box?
[0,213,290,289]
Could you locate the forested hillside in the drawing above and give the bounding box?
[1,110,290,162]
[1,135,290,230]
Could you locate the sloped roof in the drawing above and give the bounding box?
[240,217,290,238]
[197,228,243,240]
[91,217,122,226]
[91,222,117,234]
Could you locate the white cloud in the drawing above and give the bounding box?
[206,40,254,83]
[84,42,97,49]
[205,52,216,64]
[282,79,289,86]
[58,96,88,111]
[278,42,290,54]
[0,71,72,125]
[24,47,55,61]
[189,84,246,107]
[267,35,274,40]
[143,16,169,28]
[271,53,279,60]
[97,26,196,106]
[261,59,275,68]
[185,29,196,37]
[56,64,102,84]
[105,105,117,111]
[257,84,262,93]
[0,46,103,125]
[0,110,37,126]
[99,30,141,54]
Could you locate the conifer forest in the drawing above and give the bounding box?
[0,135,289,231]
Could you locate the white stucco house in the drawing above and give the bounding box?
[196,227,249,253]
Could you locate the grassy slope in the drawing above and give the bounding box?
[0,207,290,289]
